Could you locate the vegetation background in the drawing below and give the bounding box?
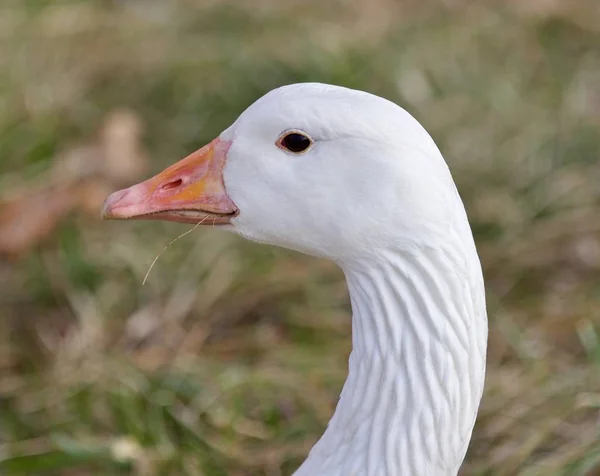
[1,0,599,474]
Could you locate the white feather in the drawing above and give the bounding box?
[218,83,487,476]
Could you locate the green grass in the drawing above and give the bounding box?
[1,1,600,474]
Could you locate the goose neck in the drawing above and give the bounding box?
[295,247,487,476]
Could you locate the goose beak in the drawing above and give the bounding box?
[102,138,238,225]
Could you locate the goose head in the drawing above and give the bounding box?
[103,83,466,264]
[103,83,487,475]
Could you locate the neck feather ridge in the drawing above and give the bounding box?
[294,246,487,476]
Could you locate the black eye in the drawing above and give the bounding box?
[278,132,312,154]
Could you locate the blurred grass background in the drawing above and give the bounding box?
[1,0,600,474]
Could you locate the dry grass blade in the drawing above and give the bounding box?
[142,216,211,286]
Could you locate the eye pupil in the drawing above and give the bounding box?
[281,133,311,153]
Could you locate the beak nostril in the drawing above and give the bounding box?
[161,178,183,191]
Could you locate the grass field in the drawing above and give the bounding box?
[1,1,600,474]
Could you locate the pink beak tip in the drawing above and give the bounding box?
[101,189,128,220]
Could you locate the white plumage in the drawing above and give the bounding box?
[103,83,488,476]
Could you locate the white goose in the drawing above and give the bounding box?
[103,83,487,476]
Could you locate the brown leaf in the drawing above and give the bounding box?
[0,108,149,257]
[0,186,77,257]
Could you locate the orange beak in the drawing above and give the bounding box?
[102,138,238,225]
